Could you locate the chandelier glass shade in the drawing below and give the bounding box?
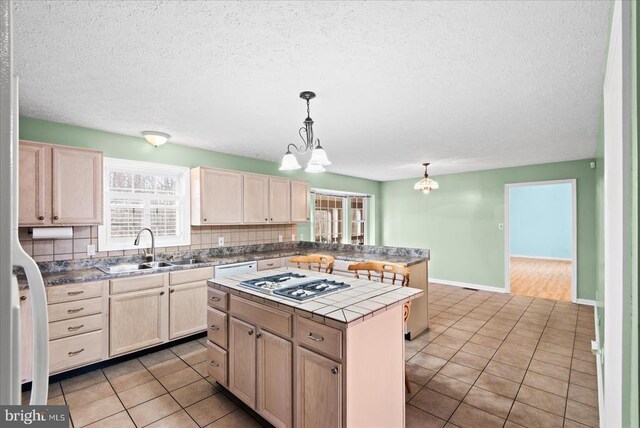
[414,163,439,193]
[280,91,331,171]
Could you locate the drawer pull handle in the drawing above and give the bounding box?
[67,307,84,314]
[209,325,219,331]
[68,348,85,356]
[210,361,219,367]
[160,291,165,295]
[53,215,59,220]
[67,291,84,296]
[248,329,254,336]
[308,333,324,342]
[67,324,85,331]
[170,289,175,293]
[38,216,45,220]
[266,263,274,267]
[20,296,26,301]
[210,296,220,301]
[331,366,338,374]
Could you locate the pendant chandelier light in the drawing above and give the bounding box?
[279,91,331,173]
[414,162,439,194]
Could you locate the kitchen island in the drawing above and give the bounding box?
[206,267,423,428]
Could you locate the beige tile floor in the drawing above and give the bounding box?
[24,282,599,427]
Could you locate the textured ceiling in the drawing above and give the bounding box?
[13,1,610,181]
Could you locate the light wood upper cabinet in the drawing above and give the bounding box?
[229,317,257,407]
[109,288,167,356]
[243,174,270,224]
[297,347,342,428]
[191,167,243,225]
[258,330,292,428]
[19,141,102,226]
[169,281,207,340]
[269,177,291,223]
[19,142,49,225]
[52,146,103,225]
[290,180,309,223]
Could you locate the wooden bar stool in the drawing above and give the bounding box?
[289,254,335,274]
[348,261,413,393]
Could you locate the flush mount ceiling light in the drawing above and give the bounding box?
[279,91,331,173]
[414,162,439,194]
[142,131,170,147]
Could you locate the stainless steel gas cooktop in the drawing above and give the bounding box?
[238,272,350,301]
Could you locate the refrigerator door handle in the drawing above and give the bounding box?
[13,246,49,405]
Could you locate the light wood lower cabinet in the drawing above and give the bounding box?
[258,330,293,428]
[169,281,207,339]
[110,288,166,356]
[297,347,342,428]
[229,317,257,407]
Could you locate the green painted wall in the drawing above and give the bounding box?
[18,117,382,244]
[381,160,597,300]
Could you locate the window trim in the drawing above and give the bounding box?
[98,158,191,252]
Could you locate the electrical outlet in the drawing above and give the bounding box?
[87,244,96,256]
[498,223,504,230]
[291,233,296,242]
[218,237,224,246]
[278,235,283,242]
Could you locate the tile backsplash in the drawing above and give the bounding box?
[19,224,298,262]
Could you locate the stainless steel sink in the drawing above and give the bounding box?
[168,259,205,266]
[97,261,173,274]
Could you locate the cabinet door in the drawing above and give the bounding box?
[258,330,292,428]
[201,169,243,224]
[169,281,207,339]
[109,288,166,356]
[243,174,269,224]
[229,317,256,407]
[269,177,291,223]
[18,141,50,226]
[20,290,32,384]
[297,347,342,428]
[51,146,103,225]
[290,180,309,223]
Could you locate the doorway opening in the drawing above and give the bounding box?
[505,180,577,302]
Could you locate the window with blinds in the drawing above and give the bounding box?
[312,190,370,245]
[98,158,191,251]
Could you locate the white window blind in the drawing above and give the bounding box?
[98,158,190,251]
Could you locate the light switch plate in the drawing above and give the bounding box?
[218,237,224,246]
[278,235,283,242]
[291,234,296,242]
[87,244,96,256]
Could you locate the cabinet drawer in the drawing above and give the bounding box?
[169,267,212,285]
[207,340,228,386]
[207,287,228,310]
[257,258,284,270]
[207,307,228,349]
[230,296,291,338]
[48,297,102,322]
[296,317,343,360]
[49,314,103,340]
[50,330,102,373]
[110,273,165,295]
[47,281,104,304]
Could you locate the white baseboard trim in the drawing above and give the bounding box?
[510,255,573,262]
[593,306,605,428]
[575,298,596,306]
[430,278,507,294]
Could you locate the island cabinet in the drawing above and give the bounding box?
[19,140,103,226]
[206,270,414,428]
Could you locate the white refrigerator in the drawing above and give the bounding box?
[0,0,50,405]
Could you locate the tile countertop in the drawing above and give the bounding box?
[208,267,424,327]
[17,247,429,289]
